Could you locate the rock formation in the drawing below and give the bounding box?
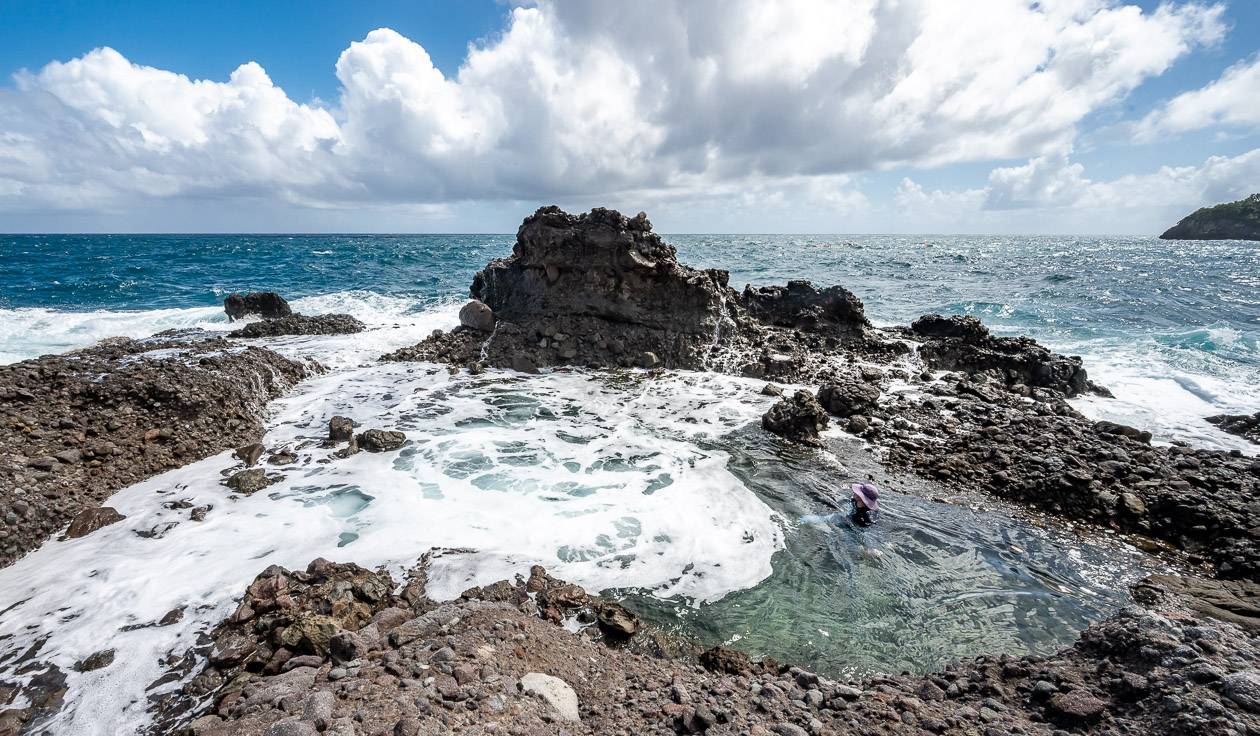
[1161,193,1260,241]
[1207,412,1260,445]
[382,206,892,380]
[228,314,365,338]
[223,292,293,321]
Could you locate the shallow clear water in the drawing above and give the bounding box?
[0,233,1252,732]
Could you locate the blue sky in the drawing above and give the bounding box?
[1,0,1258,233]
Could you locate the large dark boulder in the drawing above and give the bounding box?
[816,375,881,417]
[739,280,869,332]
[910,313,1094,397]
[762,390,829,446]
[224,292,293,321]
[1207,412,1260,445]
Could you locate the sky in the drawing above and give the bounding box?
[0,0,1258,234]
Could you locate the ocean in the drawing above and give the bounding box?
[0,233,1257,732]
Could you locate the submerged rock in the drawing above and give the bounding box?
[224,292,292,321]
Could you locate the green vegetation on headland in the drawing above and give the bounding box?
[1161,193,1260,240]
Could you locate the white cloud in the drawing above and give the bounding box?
[1135,52,1260,140]
[899,145,1260,220]
[0,0,1229,219]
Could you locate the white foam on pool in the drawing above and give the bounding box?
[0,348,783,733]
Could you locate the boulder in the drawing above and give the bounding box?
[1047,689,1107,725]
[458,300,496,332]
[596,601,641,639]
[225,468,278,495]
[520,672,580,722]
[328,416,355,442]
[64,507,125,539]
[762,390,829,446]
[816,375,881,417]
[234,442,265,467]
[355,429,407,453]
[739,280,868,332]
[224,292,292,321]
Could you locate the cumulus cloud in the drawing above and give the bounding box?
[0,0,1230,217]
[1135,52,1260,140]
[900,145,1260,218]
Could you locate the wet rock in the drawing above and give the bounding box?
[74,649,115,672]
[225,468,278,495]
[355,429,407,453]
[596,601,641,639]
[1207,412,1260,445]
[328,416,355,442]
[520,672,580,722]
[234,442,265,467]
[762,390,829,446]
[910,313,1095,397]
[816,375,881,417]
[458,300,496,332]
[64,506,125,539]
[224,292,292,321]
[739,280,868,332]
[229,313,365,338]
[511,354,540,374]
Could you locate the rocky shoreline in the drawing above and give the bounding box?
[2,206,1259,734]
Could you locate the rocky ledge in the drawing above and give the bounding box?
[0,337,308,568]
[229,314,366,339]
[1161,194,1260,241]
[121,557,1260,736]
[1207,412,1260,446]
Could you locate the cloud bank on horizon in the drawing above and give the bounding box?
[1,0,1259,233]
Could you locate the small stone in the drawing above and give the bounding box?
[1048,689,1107,725]
[225,468,278,495]
[74,649,115,672]
[234,443,265,467]
[65,507,125,539]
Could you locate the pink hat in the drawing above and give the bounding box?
[851,483,880,512]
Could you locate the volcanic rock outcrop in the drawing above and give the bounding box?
[1207,412,1260,445]
[382,206,891,379]
[228,314,365,339]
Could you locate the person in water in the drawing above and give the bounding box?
[848,482,880,527]
[799,481,883,557]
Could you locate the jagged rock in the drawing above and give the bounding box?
[458,300,496,332]
[700,646,752,674]
[64,506,125,539]
[74,649,115,672]
[816,375,881,417]
[224,292,292,321]
[355,429,406,453]
[234,443,265,467]
[225,468,278,495]
[228,314,365,338]
[1207,412,1260,445]
[328,416,355,442]
[762,390,829,446]
[738,280,868,332]
[910,313,1095,397]
[596,601,641,639]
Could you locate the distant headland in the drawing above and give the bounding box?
[1161,193,1260,241]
